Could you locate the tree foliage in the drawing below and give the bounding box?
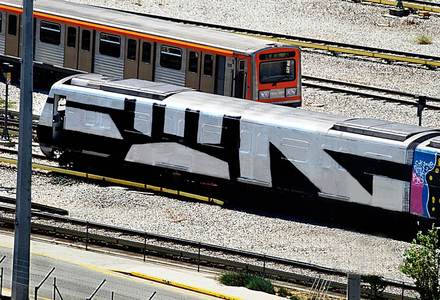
[400,226,440,300]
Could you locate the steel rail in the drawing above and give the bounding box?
[96,5,440,68]
[0,204,417,298]
[0,146,55,161]
[302,75,440,110]
[0,195,68,215]
[360,0,440,13]
[0,155,226,206]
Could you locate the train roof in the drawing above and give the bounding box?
[53,74,439,141]
[0,0,289,54]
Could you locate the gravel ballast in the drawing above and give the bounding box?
[66,0,440,56]
[0,166,411,283]
[0,0,438,288]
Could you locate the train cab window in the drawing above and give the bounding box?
[7,15,17,36]
[67,27,77,48]
[259,60,295,84]
[188,52,199,73]
[160,46,182,70]
[203,54,214,76]
[99,33,121,58]
[141,42,151,63]
[40,21,61,45]
[127,39,137,61]
[81,30,91,51]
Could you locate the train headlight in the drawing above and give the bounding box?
[285,88,297,97]
[259,90,270,99]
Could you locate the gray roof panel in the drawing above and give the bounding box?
[0,0,286,53]
[332,118,436,141]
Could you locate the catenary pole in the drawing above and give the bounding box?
[11,0,34,298]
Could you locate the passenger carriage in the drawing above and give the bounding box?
[0,0,302,105]
[38,74,440,221]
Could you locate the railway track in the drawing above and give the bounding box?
[0,111,38,134]
[0,153,225,206]
[0,204,417,299]
[101,6,440,69]
[302,75,440,110]
[358,0,440,13]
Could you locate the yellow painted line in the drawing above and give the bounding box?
[180,191,209,202]
[146,184,162,192]
[0,156,224,206]
[130,271,242,300]
[162,187,179,195]
[249,32,440,68]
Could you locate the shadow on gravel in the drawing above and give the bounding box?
[228,189,435,243]
[57,153,435,243]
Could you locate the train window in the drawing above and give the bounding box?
[160,46,182,70]
[99,33,121,58]
[203,54,214,76]
[67,27,76,48]
[7,15,17,36]
[259,60,295,84]
[81,30,91,51]
[40,21,61,45]
[188,52,198,73]
[127,39,137,61]
[141,42,151,63]
[0,14,2,34]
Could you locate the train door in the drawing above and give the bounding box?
[200,53,215,93]
[239,122,271,185]
[124,38,139,79]
[223,57,235,97]
[155,43,186,86]
[64,26,79,69]
[5,13,19,57]
[185,50,200,89]
[138,41,154,81]
[234,59,247,99]
[52,95,66,143]
[78,28,93,72]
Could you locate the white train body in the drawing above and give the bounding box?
[38,74,440,220]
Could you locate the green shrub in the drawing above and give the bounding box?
[245,275,275,294]
[416,35,432,45]
[219,272,249,286]
[219,272,275,294]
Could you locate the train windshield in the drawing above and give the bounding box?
[259,60,295,84]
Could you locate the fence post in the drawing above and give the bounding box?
[143,233,147,262]
[417,96,426,126]
[86,221,89,250]
[346,273,361,300]
[53,277,56,300]
[111,291,114,300]
[0,267,3,298]
[401,281,405,299]
[148,291,156,300]
[263,255,266,276]
[86,279,106,300]
[35,267,55,300]
[0,255,5,298]
[197,242,201,272]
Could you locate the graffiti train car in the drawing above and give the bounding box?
[37,74,440,221]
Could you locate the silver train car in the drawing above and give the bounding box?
[38,74,440,220]
[0,0,301,105]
